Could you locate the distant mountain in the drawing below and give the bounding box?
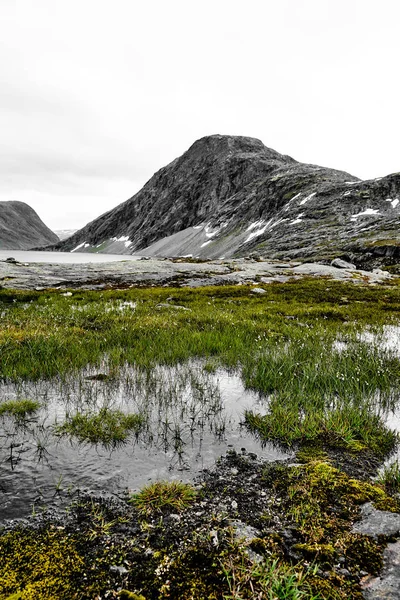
[51,135,400,267]
[0,201,59,250]
[54,229,77,241]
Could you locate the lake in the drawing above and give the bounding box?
[0,250,141,264]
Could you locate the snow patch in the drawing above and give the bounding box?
[345,181,359,185]
[290,213,304,225]
[247,220,264,232]
[386,198,399,209]
[193,225,203,230]
[244,219,273,243]
[204,224,219,238]
[71,242,89,252]
[201,240,212,248]
[111,235,132,248]
[343,191,351,197]
[350,208,380,221]
[299,192,316,206]
[290,192,302,202]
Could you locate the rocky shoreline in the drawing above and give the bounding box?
[2,449,400,599]
[0,256,393,291]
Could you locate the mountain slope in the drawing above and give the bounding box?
[52,135,400,267]
[0,201,59,250]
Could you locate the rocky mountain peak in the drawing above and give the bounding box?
[50,136,399,269]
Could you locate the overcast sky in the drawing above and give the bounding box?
[1,0,399,231]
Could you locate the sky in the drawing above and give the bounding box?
[0,0,399,231]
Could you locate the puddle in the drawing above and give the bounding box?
[333,325,400,355]
[0,362,289,523]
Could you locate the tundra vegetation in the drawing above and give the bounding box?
[1,277,400,599]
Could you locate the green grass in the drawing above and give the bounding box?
[0,399,41,421]
[376,460,400,492]
[129,480,197,516]
[1,279,400,456]
[55,407,145,448]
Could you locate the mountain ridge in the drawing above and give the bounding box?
[0,201,59,250]
[50,135,400,268]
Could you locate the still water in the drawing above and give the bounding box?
[0,362,289,523]
[0,250,141,264]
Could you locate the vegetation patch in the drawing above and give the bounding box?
[55,407,145,447]
[2,451,399,599]
[1,279,400,597]
[130,480,197,517]
[0,399,40,421]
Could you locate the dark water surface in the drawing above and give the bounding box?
[0,363,289,523]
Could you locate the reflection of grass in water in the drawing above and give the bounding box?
[0,398,40,421]
[1,279,400,454]
[130,480,196,516]
[55,407,145,448]
[245,401,398,457]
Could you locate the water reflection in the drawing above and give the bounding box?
[0,362,289,522]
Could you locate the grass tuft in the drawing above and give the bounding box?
[0,399,40,421]
[55,407,145,448]
[130,480,196,516]
[376,460,400,493]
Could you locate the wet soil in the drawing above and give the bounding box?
[1,448,398,599]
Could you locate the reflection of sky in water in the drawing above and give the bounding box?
[0,362,289,522]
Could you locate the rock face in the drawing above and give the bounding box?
[50,135,400,267]
[0,201,59,250]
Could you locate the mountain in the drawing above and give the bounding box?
[54,229,77,241]
[0,201,59,250]
[51,135,400,268]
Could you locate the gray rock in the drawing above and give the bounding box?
[231,520,260,543]
[352,503,400,538]
[331,258,356,269]
[251,287,266,294]
[109,565,128,576]
[362,541,400,599]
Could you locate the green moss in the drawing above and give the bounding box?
[118,592,147,600]
[0,529,84,600]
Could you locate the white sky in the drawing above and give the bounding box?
[0,0,399,230]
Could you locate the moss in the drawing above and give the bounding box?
[296,445,330,464]
[118,592,147,600]
[0,529,84,600]
[293,542,337,560]
[342,533,384,575]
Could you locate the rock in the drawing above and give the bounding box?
[109,565,129,576]
[372,268,391,279]
[352,503,400,538]
[156,303,191,311]
[231,520,260,543]
[361,541,400,599]
[251,287,266,294]
[331,258,356,270]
